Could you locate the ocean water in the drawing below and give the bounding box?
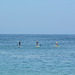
[0,34,75,75]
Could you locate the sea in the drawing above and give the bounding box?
[0,34,75,75]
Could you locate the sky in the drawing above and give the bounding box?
[0,0,75,34]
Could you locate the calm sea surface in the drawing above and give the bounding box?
[0,34,75,75]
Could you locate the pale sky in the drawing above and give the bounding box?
[0,0,75,34]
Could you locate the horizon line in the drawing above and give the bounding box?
[0,33,75,35]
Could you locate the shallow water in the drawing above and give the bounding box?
[0,34,75,75]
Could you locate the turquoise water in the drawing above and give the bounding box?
[0,34,75,75]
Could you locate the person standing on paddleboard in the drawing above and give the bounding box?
[36,41,38,46]
[56,41,58,45]
[19,41,21,47]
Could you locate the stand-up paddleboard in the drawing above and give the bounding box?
[53,45,60,47]
[17,45,23,47]
[35,46,40,47]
